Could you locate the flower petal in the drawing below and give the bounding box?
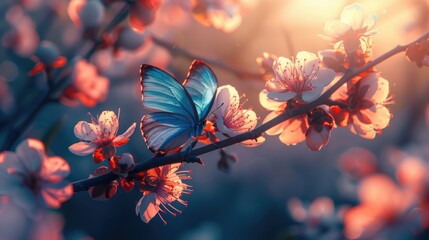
[215,117,235,136]
[363,106,391,130]
[16,138,45,173]
[41,182,73,208]
[350,116,376,139]
[0,152,19,171]
[113,123,136,147]
[267,91,296,102]
[296,51,318,76]
[238,110,258,130]
[136,193,159,223]
[361,75,389,102]
[306,127,330,151]
[12,188,37,215]
[41,156,70,183]
[213,85,239,116]
[311,68,336,87]
[301,86,324,103]
[259,90,285,111]
[263,111,285,135]
[0,171,22,194]
[273,57,294,81]
[363,14,377,32]
[324,20,350,38]
[98,110,119,139]
[340,3,365,31]
[68,142,97,156]
[279,116,308,145]
[73,121,99,141]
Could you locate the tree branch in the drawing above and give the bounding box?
[72,30,429,193]
[0,4,129,151]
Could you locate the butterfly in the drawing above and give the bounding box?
[140,60,218,154]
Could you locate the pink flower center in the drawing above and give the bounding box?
[89,112,118,145]
[223,94,253,130]
[23,173,41,195]
[277,58,320,94]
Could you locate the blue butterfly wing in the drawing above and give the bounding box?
[140,64,198,121]
[141,112,194,153]
[183,60,218,121]
[140,62,218,153]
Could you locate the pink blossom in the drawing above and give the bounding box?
[261,90,333,150]
[330,72,391,139]
[0,139,73,213]
[61,59,109,107]
[260,89,307,145]
[192,0,243,32]
[211,85,264,147]
[68,110,136,163]
[321,3,377,52]
[265,51,335,103]
[136,163,192,224]
[338,147,377,179]
[256,52,277,81]
[2,6,39,57]
[344,174,414,239]
[397,157,428,194]
[288,197,337,224]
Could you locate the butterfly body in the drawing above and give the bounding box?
[140,60,218,154]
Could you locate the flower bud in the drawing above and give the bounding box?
[256,52,277,81]
[305,107,334,151]
[33,41,60,66]
[129,0,161,32]
[68,0,105,28]
[109,153,135,178]
[116,27,147,51]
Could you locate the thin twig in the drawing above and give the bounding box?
[72,30,429,193]
[151,36,263,80]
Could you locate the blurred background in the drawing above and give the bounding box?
[1,0,429,239]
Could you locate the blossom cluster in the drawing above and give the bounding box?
[258,3,392,151]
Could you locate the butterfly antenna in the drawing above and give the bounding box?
[208,103,224,117]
